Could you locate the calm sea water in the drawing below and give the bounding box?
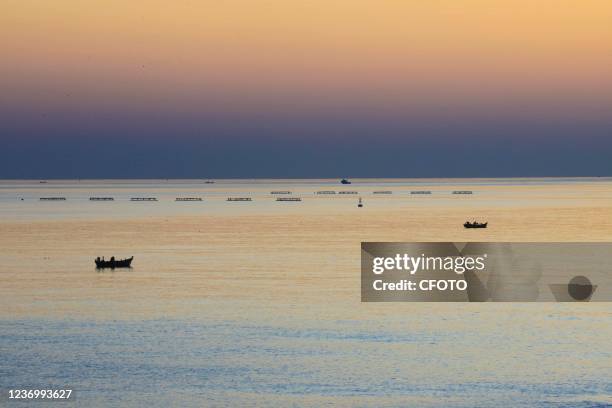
[1,179,611,407]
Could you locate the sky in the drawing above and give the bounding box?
[1,0,611,178]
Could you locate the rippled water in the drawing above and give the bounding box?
[2,313,611,407]
[1,179,611,406]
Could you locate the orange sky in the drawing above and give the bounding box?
[2,0,612,118]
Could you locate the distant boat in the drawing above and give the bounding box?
[464,221,487,229]
[358,197,363,208]
[341,178,351,184]
[95,256,133,269]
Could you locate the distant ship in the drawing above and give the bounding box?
[340,178,351,184]
[464,221,487,229]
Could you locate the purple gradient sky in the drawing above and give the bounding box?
[1,0,611,178]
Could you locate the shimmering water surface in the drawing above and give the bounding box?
[1,179,611,407]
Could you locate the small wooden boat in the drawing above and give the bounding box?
[340,178,351,184]
[95,256,133,269]
[464,221,488,229]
